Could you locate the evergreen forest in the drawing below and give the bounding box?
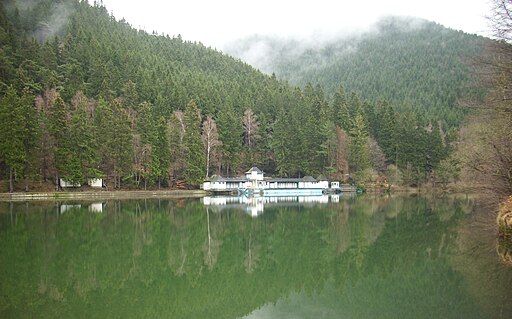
[226,17,489,128]
[0,0,489,191]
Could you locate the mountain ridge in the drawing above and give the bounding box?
[224,16,488,126]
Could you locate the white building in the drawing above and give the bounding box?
[202,167,342,195]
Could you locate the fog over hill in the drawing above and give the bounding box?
[224,16,487,126]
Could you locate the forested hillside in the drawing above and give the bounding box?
[0,0,455,191]
[225,17,486,127]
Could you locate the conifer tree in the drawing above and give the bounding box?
[134,101,155,189]
[183,100,205,186]
[95,98,133,189]
[169,110,187,183]
[48,94,70,186]
[67,91,99,184]
[0,87,28,192]
[271,109,291,176]
[332,84,350,131]
[242,108,260,163]
[334,127,350,181]
[349,113,370,172]
[217,103,242,175]
[376,101,398,164]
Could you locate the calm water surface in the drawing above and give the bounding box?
[0,195,511,318]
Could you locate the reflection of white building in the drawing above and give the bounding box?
[89,203,103,213]
[244,197,265,217]
[299,195,330,204]
[201,194,352,217]
[60,204,82,214]
[203,167,344,195]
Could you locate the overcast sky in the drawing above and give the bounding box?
[93,0,492,48]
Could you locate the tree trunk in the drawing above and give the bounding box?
[206,144,211,178]
[9,166,13,193]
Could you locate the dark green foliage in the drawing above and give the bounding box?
[0,86,33,191]
[348,113,370,172]
[67,91,100,183]
[216,102,243,175]
[95,98,133,188]
[183,100,206,186]
[48,95,69,180]
[0,1,458,188]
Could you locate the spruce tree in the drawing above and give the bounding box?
[0,86,27,192]
[152,116,171,188]
[67,91,100,184]
[183,100,206,186]
[349,113,370,172]
[217,102,242,175]
[332,84,350,131]
[48,94,70,186]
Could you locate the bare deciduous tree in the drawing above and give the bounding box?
[201,115,221,178]
[488,0,512,42]
[457,0,512,201]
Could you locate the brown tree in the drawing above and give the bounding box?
[457,0,512,201]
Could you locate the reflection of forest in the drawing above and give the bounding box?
[0,196,509,318]
[451,203,512,319]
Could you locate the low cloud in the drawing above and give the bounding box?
[223,16,430,76]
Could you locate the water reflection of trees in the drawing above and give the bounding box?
[0,196,509,318]
[451,202,512,319]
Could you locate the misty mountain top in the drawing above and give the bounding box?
[222,15,487,126]
[223,16,468,75]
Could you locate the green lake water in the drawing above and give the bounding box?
[0,195,511,318]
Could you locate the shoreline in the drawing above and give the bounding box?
[0,189,208,201]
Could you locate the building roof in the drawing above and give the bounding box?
[267,176,319,183]
[316,174,329,181]
[246,167,263,174]
[207,175,247,182]
[223,177,248,182]
[207,175,224,182]
[206,169,321,183]
[267,178,303,183]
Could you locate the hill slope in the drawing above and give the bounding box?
[225,17,487,126]
[1,0,285,117]
[0,1,461,190]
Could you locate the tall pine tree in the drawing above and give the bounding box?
[183,100,205,186]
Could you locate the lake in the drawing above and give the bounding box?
[0,194,511,318]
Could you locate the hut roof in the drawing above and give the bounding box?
[246,167,263,174]
[207,175,247,182]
